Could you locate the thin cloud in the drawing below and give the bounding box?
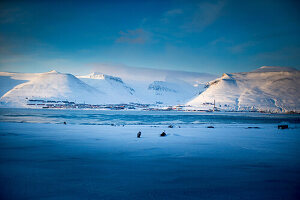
[182,1,225,32]
[165,9,183,17]
[116,29,150,44]
[253,30,300,41]
[210,37,230,45]
[161,8,183,24]
[254,46,300,61]
[229,41,256,53]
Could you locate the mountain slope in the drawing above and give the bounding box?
[187,66,300,112]
[0,72,40,97]
[77,72,138,103]
[0,71,108,107]
[143,80,200,105]
[78,72,204,105]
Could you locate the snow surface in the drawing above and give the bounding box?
[141,79,200,105]
[0,72,40,97]
[78,72,202,105]
[187,67,300,112]
[0,122,299,199]
[77,72,138,104]
[0,70,109,106]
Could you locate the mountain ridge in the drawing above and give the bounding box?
[187,67,300,112]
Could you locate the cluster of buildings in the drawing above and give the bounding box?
[26,99,222,112]
[27,99,76,108]
[26,99,151,110]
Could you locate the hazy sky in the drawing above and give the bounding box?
[0,0,299,75]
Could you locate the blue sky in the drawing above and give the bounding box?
[0,0,299,75]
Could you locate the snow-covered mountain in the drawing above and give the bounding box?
[0,70,206,107]
[187,66,300,113]
[77,72,138,103]
[1,66,298,112]
[144,80,200,105]
[0,72,40,97]
[0,70,109,107]
[77,72,203,105]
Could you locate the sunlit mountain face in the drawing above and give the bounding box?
[0,66,299,113]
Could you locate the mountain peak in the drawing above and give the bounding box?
[78,72,124,83]
[48,70,59,74]
[221,73,232,79]
[87,72,105,79]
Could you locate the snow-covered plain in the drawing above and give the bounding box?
[0,122,299,199]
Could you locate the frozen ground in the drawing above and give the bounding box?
[0,122,300,199]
